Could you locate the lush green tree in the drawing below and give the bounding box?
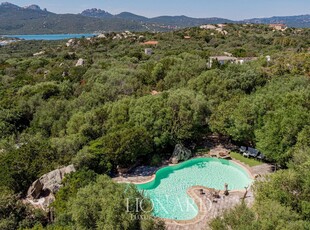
[166,89,209,141]
[255,106,309,165]
[162,53,206,90]
[128,94,172,149]
[74,126,152,173]
[0,24,310,229]
[210,202,258,230]
[52,170,98,224]
[65,175,157,230]
[30,99,69,137]
[0,186,47,230]
[0,135,57,193]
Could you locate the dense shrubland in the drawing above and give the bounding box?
[0,24,309,229]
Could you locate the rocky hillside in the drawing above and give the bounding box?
[82,7,310,28]
[0,2,145,34]
[243,15,310,28]
[80,8,113,18]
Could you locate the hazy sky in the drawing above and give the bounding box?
[5,0,310,20]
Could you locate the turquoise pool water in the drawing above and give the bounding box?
[137,158,252,220]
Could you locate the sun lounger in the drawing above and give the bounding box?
[257,153,265,160]
[248,147,260,158]
[239,146,247,153]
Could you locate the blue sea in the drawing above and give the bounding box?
[3,34,96,41]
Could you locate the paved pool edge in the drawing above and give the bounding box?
[133,158,254,185]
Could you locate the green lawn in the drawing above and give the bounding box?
[230,151,263,167]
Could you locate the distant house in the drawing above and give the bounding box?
[200,24,217,30]
[184,36,191,39]
[217,24,227,28]
[208,56,237,67]
[142,41,158,46]
[209,55,258,67]
[236,57,258,64]
[145,48,153,55]
[269,24,287,31]
[200,24,228,35]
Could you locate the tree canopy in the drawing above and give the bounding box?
[0,24,309,229]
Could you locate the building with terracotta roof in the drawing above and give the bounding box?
[142,41,158,46]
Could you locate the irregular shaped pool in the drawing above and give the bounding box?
[137,158,252,220]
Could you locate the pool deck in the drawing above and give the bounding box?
[164,186,253,230]
[113,165,158,184]
[113,155,273,230]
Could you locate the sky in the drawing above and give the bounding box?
[4,0,310,20]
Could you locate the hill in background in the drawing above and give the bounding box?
[0,2,145,34]
[243,15,310,28]
[1,2,310,35]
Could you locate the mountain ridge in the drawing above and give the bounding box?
[81,6,310,28]
[242,14,310,28]
[1,2,309,35]
[80,8,113,18]
[0,2,145,34]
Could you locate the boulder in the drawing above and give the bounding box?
[170,144,192,164]
[33,51,45,56]
[97,34,106,39]
[43,70,49,76]
[62,71,69,77]
[66,39,75,47]
[27,179,43,199]
[75,58,85,67]
[26,165,76,210]
[40,169,63,194]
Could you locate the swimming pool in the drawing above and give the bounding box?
[137,158,252,220]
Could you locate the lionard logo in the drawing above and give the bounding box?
[126,195,213,220]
